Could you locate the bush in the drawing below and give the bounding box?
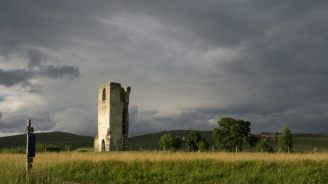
[159,133,183,151]
[37,144,62,152]
[256,138,274,153]
[197,141,209,152]
[186,131,209,152]
[278,125,293,152]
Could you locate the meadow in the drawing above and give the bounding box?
[1,152,328,184]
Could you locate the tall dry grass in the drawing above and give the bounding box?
[2,151,328,167]
[2,152,328,183]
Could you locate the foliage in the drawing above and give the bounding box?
[186,131,209,152]
[197,141,209,152]
[159,133,174,151]
[213,117,252,152]
[36,144,61,152]
[278,125,294,152]
[256,138,274,153]
[243,133,259,148]
[159,133,182,151]
[172,136,183,151]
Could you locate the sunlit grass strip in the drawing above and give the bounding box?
[1,152,328,184]
[44,160,328,184]
[2,151,328,166]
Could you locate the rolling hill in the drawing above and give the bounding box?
[128,130,213,150]
[0,130,327,151]
[0,132,93,150]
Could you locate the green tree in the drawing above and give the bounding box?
[159,133,183,151]
[172,136,183,151]
[256,138,274,153]
[243,133,258,148]
[186,131,209,152]
[278,125,293,152]
[159,133,174,151]
[213,117,251,152]
[197,140,209,152]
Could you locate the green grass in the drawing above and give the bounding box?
[294,134,328,151]
[1,159,328,184]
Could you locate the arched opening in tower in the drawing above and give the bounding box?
[101,139,105,152]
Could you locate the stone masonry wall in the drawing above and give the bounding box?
[94,81,130,152]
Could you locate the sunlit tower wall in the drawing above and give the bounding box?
[94,81,130,151]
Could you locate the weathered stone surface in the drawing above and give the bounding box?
[94,81,130,151]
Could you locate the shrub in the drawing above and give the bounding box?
[256,138,274,153]
[278,125,293,152]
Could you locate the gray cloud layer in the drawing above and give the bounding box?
[0,0,328,136]
[0,41,79,87]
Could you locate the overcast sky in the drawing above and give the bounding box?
[0,0,328,137]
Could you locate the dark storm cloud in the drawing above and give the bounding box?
[0,116,54,133]
[116,0,328,47]
[26,48,44,67]
[0,46,79,88]
[114,0,328,126]
[0,63,79,87]
[0,0,117,49]
[0,39,20,59]
[1,0,328,135]
[129,107,216,136]
[39,65,79,79]
[0,69,32,87]
[25,48,80,79]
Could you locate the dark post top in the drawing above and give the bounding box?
[26,119,33,133]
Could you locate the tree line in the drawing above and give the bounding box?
[159,117,293,152]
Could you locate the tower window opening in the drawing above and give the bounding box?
[102,88,106,101]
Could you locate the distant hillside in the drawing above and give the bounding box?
[0,130,212,151]
[1,130,328,151]
[128,130,213,150]
[130,131,328,151]
[0,132,93,149]
[293,134,328,151]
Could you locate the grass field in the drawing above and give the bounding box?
[1,152,328,183]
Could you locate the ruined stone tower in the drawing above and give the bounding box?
[94,81,130,151]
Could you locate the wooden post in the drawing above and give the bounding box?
[26,119,35,173]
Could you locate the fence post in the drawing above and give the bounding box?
[26,119,36,173]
